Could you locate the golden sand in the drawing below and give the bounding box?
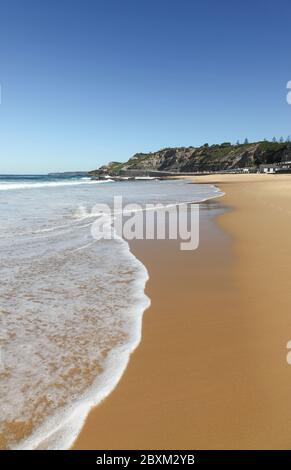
[73,174,291,449]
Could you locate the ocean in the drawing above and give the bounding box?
[0,175,222,449]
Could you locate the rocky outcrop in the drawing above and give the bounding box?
[90,141,291,176]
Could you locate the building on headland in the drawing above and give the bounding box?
[259,162,291,174]
[259,164,277,174]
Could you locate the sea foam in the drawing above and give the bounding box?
[0,177,223,449]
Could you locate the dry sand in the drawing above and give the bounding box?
[73,174,291,449]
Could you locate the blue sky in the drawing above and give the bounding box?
[0,0,291,173]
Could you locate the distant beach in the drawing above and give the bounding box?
[73,174,291,449]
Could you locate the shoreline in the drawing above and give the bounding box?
[73,174,291,449]
[1,178,221,450]
[13,236,151,451]
[72,185,233,449]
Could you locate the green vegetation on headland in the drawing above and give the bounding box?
[90,139,291,176]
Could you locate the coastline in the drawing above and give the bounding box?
[73,174,291,449]
[0,178,220,450]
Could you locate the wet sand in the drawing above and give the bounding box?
[73,174,291,449]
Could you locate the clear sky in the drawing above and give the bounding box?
[0,0,291,173]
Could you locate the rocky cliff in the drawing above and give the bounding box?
[90,141,291,176]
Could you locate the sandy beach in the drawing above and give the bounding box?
[73,174,291,450]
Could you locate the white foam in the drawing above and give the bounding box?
[134,176,158,180]
[0,179,224,450]
[0,179,114,191]
[12,237,150,450]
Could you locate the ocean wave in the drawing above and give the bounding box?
[0,179,114,191]
[0,179,223,450]
[11,237,150,450]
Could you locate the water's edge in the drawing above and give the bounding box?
[13,237,150,450]
[67,186,226,451]
[8,181,224,450]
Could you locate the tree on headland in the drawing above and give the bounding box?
[272,137,277,143]
[279,136,284,143]
[244,138,249,144]
[236,140,240,145]
[286,135,291,142]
